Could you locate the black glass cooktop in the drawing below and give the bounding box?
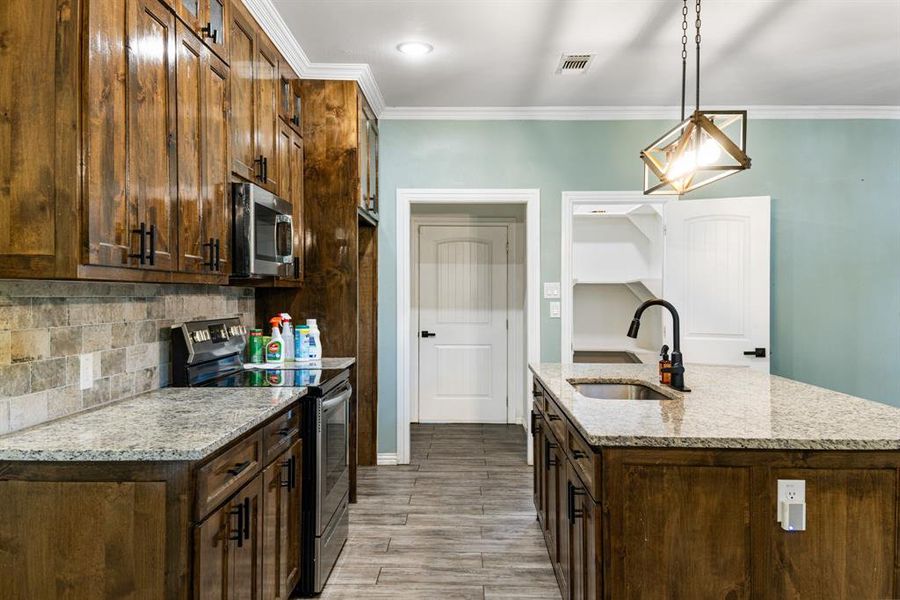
[203,367,346,389]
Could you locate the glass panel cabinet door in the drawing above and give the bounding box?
[182,0,199,16]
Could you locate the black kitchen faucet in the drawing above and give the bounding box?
[627,299,690,392]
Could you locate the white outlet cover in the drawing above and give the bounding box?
[79,353,94,391]
[777,479,806,526]
[543,282,561,299]
[549,301,561,318]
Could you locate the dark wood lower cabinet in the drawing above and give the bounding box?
[531,381,900,600]
[262,440,302,599]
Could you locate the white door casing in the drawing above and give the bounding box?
[418,225,509,422]
[663,196,771,371]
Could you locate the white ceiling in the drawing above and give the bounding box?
[272,0,900,109]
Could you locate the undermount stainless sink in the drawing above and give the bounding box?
[573,383,673,400]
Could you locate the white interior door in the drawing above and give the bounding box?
[418,225,509,422]
[663,196,771,371]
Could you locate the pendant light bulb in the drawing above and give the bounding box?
[697,138,722,166]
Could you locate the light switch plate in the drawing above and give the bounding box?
[549,301,561,318]
[543,282,560,299]
[79,353,94,391]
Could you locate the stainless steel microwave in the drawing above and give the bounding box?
[232,182,295,278]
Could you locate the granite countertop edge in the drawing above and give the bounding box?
[530,364,900,452]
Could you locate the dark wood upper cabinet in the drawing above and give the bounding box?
[280,64,302,134]
[288,132,305,282]
[176,23,231,275]
[228,0,258,183]
[83,0,177,272]
[357,98,378,216]
[173,0,229,61]
[255,33,281,193]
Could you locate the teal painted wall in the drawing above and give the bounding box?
[377,119,900,452]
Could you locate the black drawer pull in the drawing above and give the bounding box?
[572,450,588,460]
[203,237,216,270]
[567,481,585,526]
[277,427,292,437]
[147,224,156,266]
[130,222,147,265]
[226,461,251,477]
[548,414,561,422]
[242,496,250,540]
[280,458,292,488]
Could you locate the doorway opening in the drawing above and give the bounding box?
[395,189,540,466]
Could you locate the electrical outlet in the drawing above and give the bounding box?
[543,282,561,299]
[79,353,94,391]
[777,479,806,531]
[549,301,561,318]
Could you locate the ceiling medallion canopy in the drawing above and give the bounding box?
[640,0,751,195]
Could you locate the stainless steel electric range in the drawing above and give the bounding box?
[171,317,350,596]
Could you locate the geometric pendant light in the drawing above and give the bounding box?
[641,0,751,195]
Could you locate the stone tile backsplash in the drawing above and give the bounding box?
[0,281,255,436]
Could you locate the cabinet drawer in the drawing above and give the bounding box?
[545,398,567,449]
[262,405,301,465]
[196,431,263,519]
[567,426,601,500]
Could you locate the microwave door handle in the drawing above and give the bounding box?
[321,386,352,411]
[274,214,294,262]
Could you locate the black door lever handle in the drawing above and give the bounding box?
[421,331,436,338]
[744,348,767,358]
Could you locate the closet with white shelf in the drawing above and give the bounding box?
[562,192,773,371]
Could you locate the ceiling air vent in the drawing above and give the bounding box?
[556,53,594,74]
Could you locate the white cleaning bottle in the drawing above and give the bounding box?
[306,319,322,362]
[281,313,294,361]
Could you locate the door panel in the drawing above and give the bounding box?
[664,196,771,371]
[84,0,131,267]
[204,53,231,274]
[418,225,508,423]
[127,0,177,271]
[229,1,256,181]
[231,475,263,600]
[255,35,280,192]
[176,24,205,273]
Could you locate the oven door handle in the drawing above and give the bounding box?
[322,385,352,411]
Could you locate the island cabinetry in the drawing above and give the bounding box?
[531,378,900,599]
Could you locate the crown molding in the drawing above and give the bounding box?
[240,0,386,116]
[381,105,900,121]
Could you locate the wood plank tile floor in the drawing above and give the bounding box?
[315,423,561,599]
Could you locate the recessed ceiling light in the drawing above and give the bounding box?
[397,41,433,56]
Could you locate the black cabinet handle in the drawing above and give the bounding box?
[242,496,250,540]
[280,458,292,488]
[147,224,156,266]
[254,155,265,181]
[214,238,221,271]
[548,414,561,422]
[544,440,558,470]
[262,157,268,181]
[290,455,297,490]
[277,427,291,437]
[291,114,300,126]
[200,23,218,44]
[743,347,767,358]
[226,460,251,477]
[130,222,147,265]
[229,502,244,547]
[572,450,588,460]
[420,330,436,338]
[567,481,585,526]
[203,238,215,270]
[532,390,543,398]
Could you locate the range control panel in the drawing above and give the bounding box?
[173,317,248,365]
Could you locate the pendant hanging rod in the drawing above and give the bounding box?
[695,0,702,111]
[680,0,688,121]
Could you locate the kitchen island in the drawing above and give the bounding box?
[530,363,900,599]
[0,384,309,599]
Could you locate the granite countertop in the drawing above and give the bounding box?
[530,363,900,451]
[0,386,307,462]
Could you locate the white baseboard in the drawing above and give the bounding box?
[377,453,399,466]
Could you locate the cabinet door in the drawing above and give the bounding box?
[552,441,570,599]
[127,0,178,271]
[229,0,257,181]
[287,132,304,281]
[262,440,302,599]
[203,0,229,60]
[175,24,206,273]
[532,410,545,519]
[357,101,369,210]
[255,34,280,192]
[231,475,264,600]
[367,119,378,214]
[84,0,132,268]
[195,496,233,599]
[276,121,292,200]
[204,50,231,274]
[568,466,598,600]
[279,63,301,133]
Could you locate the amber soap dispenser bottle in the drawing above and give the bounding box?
[659,345,672,385]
